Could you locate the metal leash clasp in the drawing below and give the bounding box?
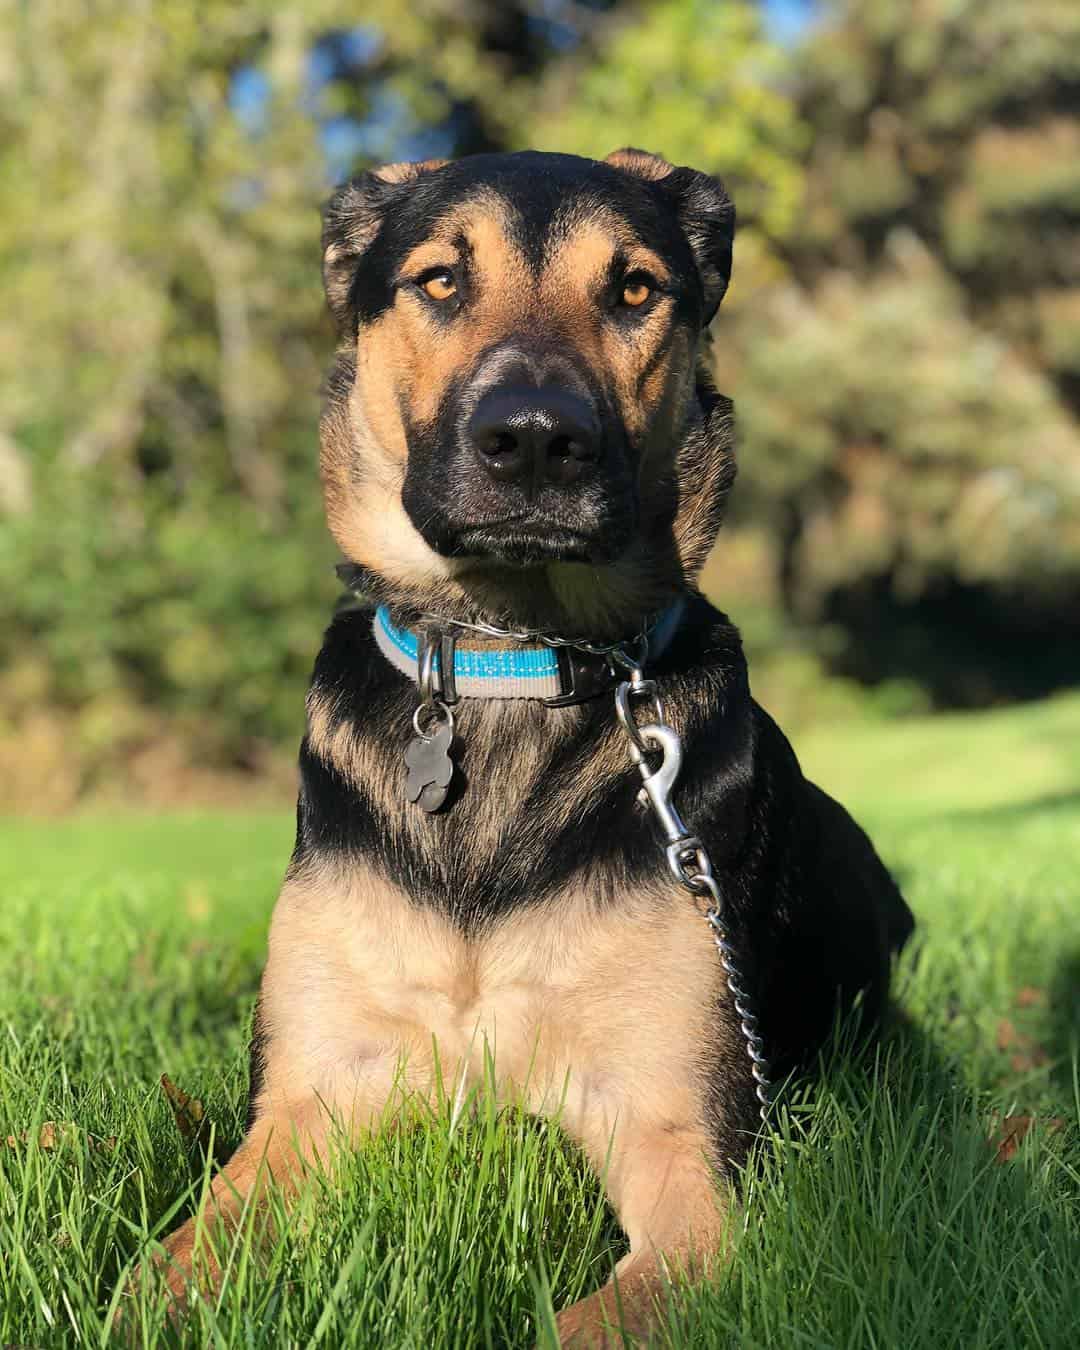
[615,668,704,887]
[619,717,707,891]
[613,651,773,1123]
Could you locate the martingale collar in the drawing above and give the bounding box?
[373,600,686,705]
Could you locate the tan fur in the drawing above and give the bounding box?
[542,215,678,446]
[605,148,675,182]
[153,857,734,1342]
[352,197,530,433]
[374,158,448,185]
[255,859,724,1128]
[319,172,735,636]
[320,368,464,598]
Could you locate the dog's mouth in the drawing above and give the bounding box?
[450,518,616,566]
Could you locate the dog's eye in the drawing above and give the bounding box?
[418,269,457,302]
[620,273,655,309]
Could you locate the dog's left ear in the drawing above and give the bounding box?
[322,159,448,330]
[605,148,735,323]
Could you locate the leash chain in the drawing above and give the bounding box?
[611,651,772,1124]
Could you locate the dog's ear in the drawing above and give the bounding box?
[605,148,735,322]
[322,159,448,330]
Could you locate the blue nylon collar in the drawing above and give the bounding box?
[373,601,685,701]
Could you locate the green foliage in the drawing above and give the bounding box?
[530,0,807,298]
[795,0,1080,388]
[0,0,588,793]
[1,698,1078,1344]
[0,470,336,771]
[1,0,1079,798]
[717,0,1080,697]
[736,239,1080,609]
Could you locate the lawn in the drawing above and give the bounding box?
[1,694,1078,1347]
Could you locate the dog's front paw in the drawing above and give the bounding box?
[114,1222,216,1337]
[552,1284,648,1348]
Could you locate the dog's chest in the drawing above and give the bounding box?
[261,859,720,1136]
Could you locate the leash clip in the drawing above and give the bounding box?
[613,665,773,1123]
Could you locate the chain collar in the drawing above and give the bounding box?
[417,609,652,665]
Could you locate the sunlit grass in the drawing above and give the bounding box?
[1,696,1078,1345]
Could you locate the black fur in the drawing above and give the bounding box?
[244,996,269,1132]
[325,153,726,332]
[250,149,914,1173]
[264,594,914,1165]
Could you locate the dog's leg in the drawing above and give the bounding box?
[553,1123,731,1347]
[135,1095,341,1314]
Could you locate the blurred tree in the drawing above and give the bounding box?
[793,0,1080,416]
[2,0,1078,807]
[0,0,616,802]
[527,0,809,303]
[730,0,1080,702]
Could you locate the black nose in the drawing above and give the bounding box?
[469,385,601,489]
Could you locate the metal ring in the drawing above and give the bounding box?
[609,633,649,675]
[417,630,440,708]
[637,687,666,729]
[614,680,666,759]
[439,632,458,705]
[412,700,454,739]
[673,841,714,888]
[682,866,721,907]
[614,681,648,757]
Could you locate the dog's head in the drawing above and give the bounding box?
[320,149,735,633]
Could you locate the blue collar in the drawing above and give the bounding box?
[372,601,686,704]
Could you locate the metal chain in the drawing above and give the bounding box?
[613,651,772,1124]
[418,610,652,664]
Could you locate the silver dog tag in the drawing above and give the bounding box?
[404,717,455,813]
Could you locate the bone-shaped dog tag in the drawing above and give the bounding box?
[404,719,455,813]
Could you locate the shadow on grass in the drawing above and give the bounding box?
[670,1002,1080,1349]
[938,788,1080,827]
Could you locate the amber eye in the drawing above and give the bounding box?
[621,274,654,308]
[419,269,457,302]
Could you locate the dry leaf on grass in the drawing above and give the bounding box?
[1015,986,1047,1009]
[990,1114,1066,1164]
[995,1018,1050,1072]
[160,1074,231,1165]
[5,1121,116,1152]
[996,1018,1019,1049]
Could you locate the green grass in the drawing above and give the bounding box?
[2,694,1079,1347]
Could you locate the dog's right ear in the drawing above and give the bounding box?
[322,159,447,330]
[605,148,734,324]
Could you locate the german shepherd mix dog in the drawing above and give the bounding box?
[149,150,913,1344]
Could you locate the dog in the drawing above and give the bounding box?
[148,149,914,1344]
